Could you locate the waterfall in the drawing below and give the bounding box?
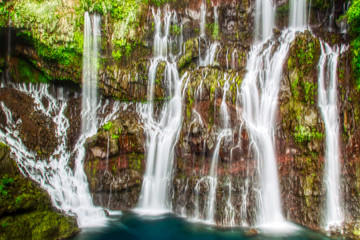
[0,83,121,227]
[255,0,274,41]
[289,0,307,28]
[0,12,113,228]
[137,7,189,213]
[214,5,219,29]
[240,30,296,226]
[81,12,101,134]
[223,179,236,226]
[198,3,219,67]
[318,42,346,229]
[199,42,219,67]
[204,75,232,223]
[340,2,351,34]
[329,0,335,31]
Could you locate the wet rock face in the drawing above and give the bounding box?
[276,31,325,229]
[85,30,360,238]
[98,0,253,101]
[84,106,146,210]
[0,88,57,158]
[0,144,79,240]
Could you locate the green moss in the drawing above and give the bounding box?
[302,81,316,104]
[294,125,324,143]
[111,133,120,139]
[348,0,360,90]
[10,0,84,80]
[102,122,113,131]
[148,0,172,7]
[11,58,50,83]
[276,2,289,18]
[171,24,181,36]
[0,211,77,240]
[178,38,197,70]
[0,1,9,28]
[0,176,14,197]
[312,0,330,9]
[128,153,143,171]
[0,142,8,150]
[304,173,316,207]
[0,144,78,239]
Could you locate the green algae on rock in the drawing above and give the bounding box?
[0,144,79,240]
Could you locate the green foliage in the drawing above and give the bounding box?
[312,0,330,9]
[295,42,316,76]
[0,1,9,28]
[13,58,50,83]
[294,125,324,143]
[10,0,84,81]
[348,0,360,90]
[0,176,14,197]
[102,122,113,131]
[213,24,219,39]
[348,0,360,37]
[149,0,170,6]
[111,133,120,139]
[302,81,316,104]
[171,24,181,36]
[276,2,289,18]
[112,39,140,61]
[128,153,143,171]
[1,221,8,229]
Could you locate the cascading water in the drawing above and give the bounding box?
[255,0,274,41]
[289,0,307,29]
[223,179,236,227]
[137,7,189,213]
[238,0,310,226]
[329,0,335,31]
[340,2,351,34]
[198,1,219,67]
[240,29,296,226]
[82,12,101,133]
[318,42,346,229]
[0,12,118,228]
[0,83,121,227]
[204,75,232,223]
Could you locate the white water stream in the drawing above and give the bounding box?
[290,0,307,29]
[0,12,124,227]
[318,42,347,229]
[204,75,232,223]
[240,29,296,226]
[0,83,121,227]
[255,0,274,41]
[82,12,101,134]
[137,7,189,213]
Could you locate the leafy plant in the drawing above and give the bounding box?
[0,176,14,197]
[102,122,113,131]
[294,125,323,143]
[348,0,360,90]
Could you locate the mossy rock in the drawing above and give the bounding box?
[0,143,79,239]
[0,211,78,240]
[10,58,50,83]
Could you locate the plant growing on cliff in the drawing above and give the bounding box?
[0,176,14,197]
[102,122,113,131]
[294,125,323,143]
[348,0,360,90]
